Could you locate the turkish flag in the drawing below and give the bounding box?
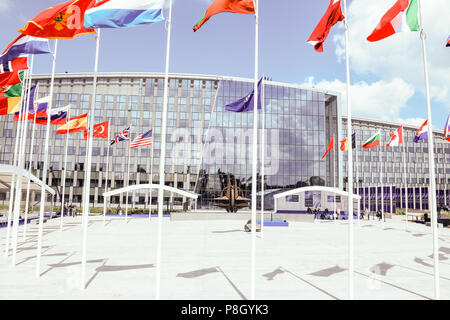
[18,0,96,39]
[84,121,109,140]
[321,136,335,159]
[308,0,345,52]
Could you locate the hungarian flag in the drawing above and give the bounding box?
[444,115,450,142]
[362,131,381,149]
[307,0,345,52]
[386,126,403,147]
[56,113,88,134]
[193,0,255,32]
[0,56,28,74]
[340,137,348,151]
[367,0,420,42]
[84,121,109,140]
[18,0,96,39]
[321,136,334,159]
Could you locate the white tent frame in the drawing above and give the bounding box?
[0,165,56,196]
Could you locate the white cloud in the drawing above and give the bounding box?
[0,0,11,12]
[334,0,450,104]
[302,76,415,121]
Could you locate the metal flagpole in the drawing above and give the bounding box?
[342,0,354,300]
[12,55,35,266]
[334,143,337,223]
[125,124,132,222]
[355,133,360,225]
[260,76,265,238]
[80,29,101,289]
[149,136,154,221]
[379,141,384,228]
[36,39,58,278]
[23,85,40,241]
[4,65,28,257]
[59,104,71,232]
[156,0,173,300]
[250,0,259,301]
[103,130,111,226]
[418,0,440,300]
[403,131,408,230]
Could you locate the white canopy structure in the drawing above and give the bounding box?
[103,184,199,211]
[0,164,56,196]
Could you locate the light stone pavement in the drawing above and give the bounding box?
[0,215,449,300]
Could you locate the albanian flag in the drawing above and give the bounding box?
[18,0,96,39]
[193,0,255,32]
[308,0,345,52]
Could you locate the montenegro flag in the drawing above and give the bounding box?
[56,113,88,134]
[18,0,96,39]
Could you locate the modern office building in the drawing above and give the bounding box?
[0,72,447,212]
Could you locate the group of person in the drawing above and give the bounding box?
[308,206,385,222]
[62,204,77,217]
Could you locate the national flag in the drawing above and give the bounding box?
[321,136,334,159]
[0,94,22,116]
[130,129,153,148]
[446,35,450,48]
[362,131,381,149]
[225,78,262,113]
[367,0,420,42]
[84,0,165,29]
[0,35,51,65]
[0,70,22,87]
[84,121,109,140]
[18,0,96,39]
[55,113,88,134]
[307,0,345,52]
[351,132,356,149]
[34,105,71,124]
[444,115,450,142]
[193,0,255,32]
[414,120,428,143]
[13,86,37,121]
[340,137,348,151]
[110,126,130,145]
[0,82,23,98]
[30,96,50,119]
[386,126,404,147]
[0,56,28,74]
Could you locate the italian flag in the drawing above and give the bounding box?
[367,0,420,42]
[362,131,381,149]
[193,0,255,32]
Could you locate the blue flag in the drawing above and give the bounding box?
[226,78,263,113]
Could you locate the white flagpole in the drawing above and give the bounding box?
[418,0,440,300]
[103,130,111,226]
[23,85,40,241]
[379,141,384,229]
[12,55,35,266]
[125,124,132,222]
[334,143,337,223]
[59,104,71,232]
[156,0,173,300]
[36,39,58,278]
[4,66,28,257]
[260,76,265,238]
[149,138,154,221]
[402,135,408,230]
[250,0,259,301]
[355,134,360,225]
[80,28,101,289]
[342,0,354,300]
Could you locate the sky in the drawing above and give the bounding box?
[0,0,449,131]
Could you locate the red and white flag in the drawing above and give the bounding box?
[386,126,403,147]
[84,121,109,140]
[307,0,345,52]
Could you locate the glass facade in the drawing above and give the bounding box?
[0,73,338,209]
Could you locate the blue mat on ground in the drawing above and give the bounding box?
[105,213,170,218]
[257,220,289,227]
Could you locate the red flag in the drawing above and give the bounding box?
[307,0,345,52]
[0,70,22,87]
[56,113,88,134]
[84,121,109,140]
[0,56,28,75]
[18,0,96,39]
[321,136,335,159]
[193,0,255,32]
[340,137,348,151]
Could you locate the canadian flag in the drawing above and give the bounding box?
[386,126,403,147]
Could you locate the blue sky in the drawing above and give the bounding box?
[0,0,449,130]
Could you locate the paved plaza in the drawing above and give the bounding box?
[1,215,449,300]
